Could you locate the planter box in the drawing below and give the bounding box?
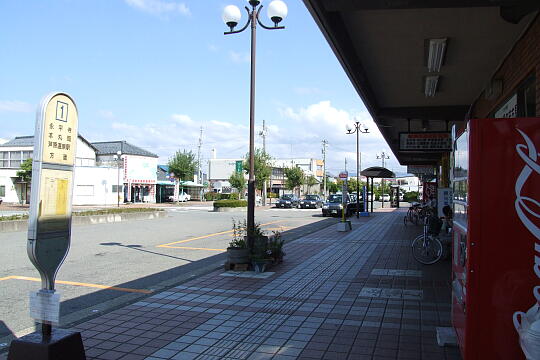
[337,220,352,232]
[227,247,250,264]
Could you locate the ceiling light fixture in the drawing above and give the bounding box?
[425,75,439,97]
[427,38,447,72]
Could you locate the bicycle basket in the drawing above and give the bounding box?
[427,215,443,235]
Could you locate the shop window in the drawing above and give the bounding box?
[0,185,5,197]
[493,75,536,118]
[9,151,21,168]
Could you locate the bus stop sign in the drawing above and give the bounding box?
[27,92,78,291]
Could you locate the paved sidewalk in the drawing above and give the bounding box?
[3,209,461,359]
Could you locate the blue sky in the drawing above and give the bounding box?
[0,0,407,175]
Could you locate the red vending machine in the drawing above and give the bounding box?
[451,117,540,359]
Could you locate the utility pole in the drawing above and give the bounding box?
[259,120,267,206]
[376,151,390,208]
[322,140,328,200]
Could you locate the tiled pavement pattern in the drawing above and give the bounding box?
[6,210,462,360]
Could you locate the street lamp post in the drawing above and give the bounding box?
[346,120,369,218]
[222,0,288,251]
[113,150,122,207]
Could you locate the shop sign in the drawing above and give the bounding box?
[407,165,435,176]
[494,94,517,118]
[339,171,348,179]
[235,160,243,173]
[399,132,452,151]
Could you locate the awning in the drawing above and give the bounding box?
[361,167,396,178]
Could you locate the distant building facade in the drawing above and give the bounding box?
[0,136,158,205]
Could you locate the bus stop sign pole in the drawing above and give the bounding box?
[8,92,86,360]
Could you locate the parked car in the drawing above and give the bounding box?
[168,191,191,202]
[381,194,390,201]
[322,193,362,217]
[299,194,323,209]
[276,194,299,208]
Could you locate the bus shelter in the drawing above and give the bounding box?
[361,166,395,213]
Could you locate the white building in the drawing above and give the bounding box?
[207,157,324,195]
[0,136,158,205]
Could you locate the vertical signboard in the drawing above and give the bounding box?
[27,93,78,319]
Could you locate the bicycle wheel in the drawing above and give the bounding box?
[411,234,443,265]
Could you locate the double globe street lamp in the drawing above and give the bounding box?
[346,120,369,218]
[222,0,288,251]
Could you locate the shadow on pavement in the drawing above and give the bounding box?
[55,216,338,332]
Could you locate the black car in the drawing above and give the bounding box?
[299,194,323,209]
[322,193,362,217]
[276,194,300,208]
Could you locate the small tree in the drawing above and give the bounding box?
[284,166,304,197]
[243,148,272,191]
[168,150,198,197]
[328,181,340,194]
[304,175,318,194]
[229,171,246,197]
[16,158,32,182]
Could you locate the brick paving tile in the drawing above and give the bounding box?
[42,210,463,360]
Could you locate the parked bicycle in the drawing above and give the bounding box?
[411,208,444,265]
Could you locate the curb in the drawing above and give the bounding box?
[0,211,167,233]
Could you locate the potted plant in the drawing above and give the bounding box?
[227,220,250,265]
[267,230,285,264]
[250,225,272,273]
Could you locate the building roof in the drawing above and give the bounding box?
[0,136,35,147]
[91,141,158,158]
[0,135,97,151]
[361,167,396,178]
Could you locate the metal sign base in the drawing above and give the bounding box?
[7,328,86,360]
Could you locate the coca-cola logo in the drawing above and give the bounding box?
[514,129,540,277]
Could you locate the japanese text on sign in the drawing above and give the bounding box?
[399,132,452,151]
[43,96,77,165]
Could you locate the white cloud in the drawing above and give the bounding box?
[124,0,190,17]
[102,101,406,176]
[0,100,33,113]
[229,50,250,64]
[276,101,406,175]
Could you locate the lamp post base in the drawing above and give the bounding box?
[8,328,86,360]
[337,220,352,232]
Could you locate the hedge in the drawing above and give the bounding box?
[213,200,248,208]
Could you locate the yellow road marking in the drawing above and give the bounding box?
[164,246,226,251]
[157,220,284,248]
[0,276,152,294]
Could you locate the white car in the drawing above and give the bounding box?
[168,192,191,202]
[381,194,390,201]
[178,192,191,202]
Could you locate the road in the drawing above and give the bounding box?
[0,205,340,349]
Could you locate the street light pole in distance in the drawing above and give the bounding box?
[346,120,369,218]
[222,0,288,252]
[113,150,122,207]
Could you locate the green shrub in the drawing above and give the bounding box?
[204,192,220,201]
[214,200,248,208]
[403,191,419,202]
[75,208,163,216]
[219,193,231,200]
[229,193,240,200]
